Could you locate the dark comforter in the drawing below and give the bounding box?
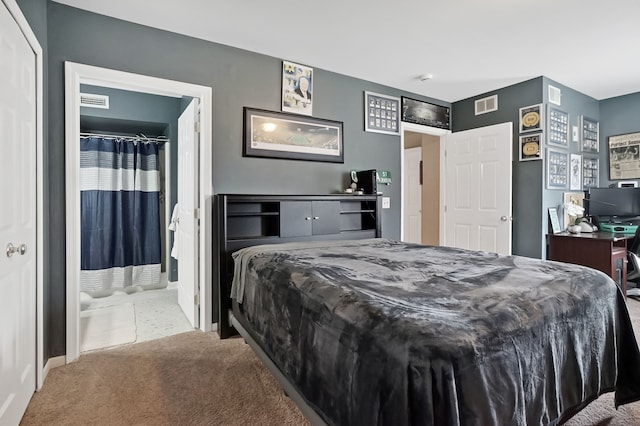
[231,238,640,425]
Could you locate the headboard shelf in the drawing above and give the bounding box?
[214,193,382,338]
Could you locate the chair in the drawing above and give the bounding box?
[626,226,640,296]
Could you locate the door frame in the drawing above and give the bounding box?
[3,0,44,390]
[64,62,213,362]
[399,122,449,243]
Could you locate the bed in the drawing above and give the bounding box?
[215,194,640,425]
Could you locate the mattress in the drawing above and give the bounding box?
[231,238,640,425]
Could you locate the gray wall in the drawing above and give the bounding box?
[452,77,601,259]
[40,2,449,358]
[600,92,640,187]
[80,84,182,281]
[452,78,544,258]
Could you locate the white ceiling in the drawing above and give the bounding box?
[53,0,640,103]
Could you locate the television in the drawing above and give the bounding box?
[586,187,640,220]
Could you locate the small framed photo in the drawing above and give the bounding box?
[582,154,599,189]
[580,116,599,153]
[519,133,543,161]
[569,153,582,190]
[547,107,569,147]
[546,148,568,190]
[519,103,545,133]
[282,60,313,116]
[364,91,400,135]
[548,207,562,234]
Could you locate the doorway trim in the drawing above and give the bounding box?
[399,122,449,242]
[64,62,213,362]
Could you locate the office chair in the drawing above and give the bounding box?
[626,225,640,296]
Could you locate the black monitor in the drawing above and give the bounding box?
[586,187,640,220]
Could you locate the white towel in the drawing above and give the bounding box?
[169,203,179,259]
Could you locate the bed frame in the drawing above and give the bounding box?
[213,193,381,424]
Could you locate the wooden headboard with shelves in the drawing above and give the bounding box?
[214,194,381,338]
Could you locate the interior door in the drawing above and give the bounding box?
[442,122,512,255]
[403,147,422,243]
[0,2,37,423]
[177,98,199,328]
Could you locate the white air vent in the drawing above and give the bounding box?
[80,93,109,109]
[548,85,561,105]
[474,95,498,115]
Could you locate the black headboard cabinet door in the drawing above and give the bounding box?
[214,194,381,338]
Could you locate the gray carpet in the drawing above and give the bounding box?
[21,298,640,425]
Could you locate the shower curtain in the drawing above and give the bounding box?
[80,136,163,296]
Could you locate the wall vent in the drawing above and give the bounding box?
[80,93,109,109]
[548,85,562,105]
[474,95,498,115]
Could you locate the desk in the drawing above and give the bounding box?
[547,232,632,295]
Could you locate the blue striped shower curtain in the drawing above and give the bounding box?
[80,137,162,296]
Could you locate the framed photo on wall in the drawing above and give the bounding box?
[569,153,582,190]
[546,148,568,190]
[364,91,400,135]
[580,116,599,153]
[282,61,313,116]
[608,132,640,179]
[519,103,545,133]
[243,107,343,163]
[582,154,599,189]
[548,107,569,147]
[519,133,543,161]
[400,96,450,129]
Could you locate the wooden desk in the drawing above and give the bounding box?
[547,232,632,295]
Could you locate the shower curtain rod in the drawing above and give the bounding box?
[80,132,170,143]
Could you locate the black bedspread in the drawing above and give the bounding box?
[231,238,640,425]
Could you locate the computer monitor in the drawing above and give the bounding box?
[586,187,640,220]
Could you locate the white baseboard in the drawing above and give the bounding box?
[40,355,67,389]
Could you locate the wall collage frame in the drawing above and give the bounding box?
[518,101,600,191]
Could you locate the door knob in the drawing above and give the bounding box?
[6,243,16,257]
[500,216,508,222]
[18,244,26,255]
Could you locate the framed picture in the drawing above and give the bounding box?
[548,207,562,234]
[580,116,599,153]
[400,96,450,129]
[563,192,585,229]
[569,153,582,190]
[519,133,543,161]
[608,132,640,179]
[548,107,569,147]
[364,91,400,135]
[243,107,343,163]
[282,61,313,116]
[546,148,568,189]
[519,103,545,133]
[582,154,599,189]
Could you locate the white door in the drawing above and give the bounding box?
[177,98,199,327]
[0,2,37,423]
[403,147,422,243]
[442,122,512,255]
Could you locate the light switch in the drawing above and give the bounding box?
[572,126,579,142]
[382,197,390,209]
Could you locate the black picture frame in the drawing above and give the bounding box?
[400,96,450,129]
[364,91,400,135]
[243,107,344,163]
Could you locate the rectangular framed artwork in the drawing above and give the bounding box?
[608,131,640,179]
[243,107,344,163]
[282,61,313,116]
[546,148,568,190]
[569,153,582,190]
[400,96,450,129]
[519,103,545,133]
[364,91,400,135]
[519,133,544,161]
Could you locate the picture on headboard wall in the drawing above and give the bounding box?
[243,107,344,163]
[282,61,313,116]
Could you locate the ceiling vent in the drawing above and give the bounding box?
[548,85,562,105]
[80,93,109,109]
[474,95,498,115]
